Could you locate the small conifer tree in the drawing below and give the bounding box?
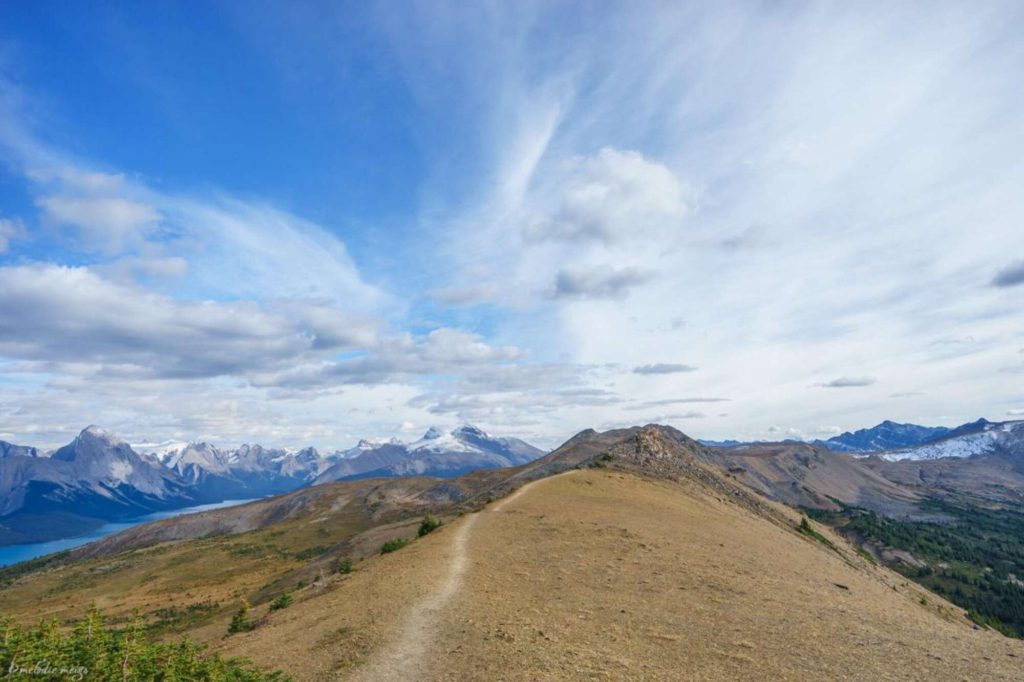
[228,599,253,634]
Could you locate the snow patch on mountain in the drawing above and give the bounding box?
[134,440,192,462]
[314,425,544,483]
[880,420,1024,461]
[818,420,951,453]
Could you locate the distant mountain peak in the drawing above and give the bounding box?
[878,419,1023,462]
[422,426,444,440]
[355,437,402,449]
[80,425,125,444]
[453,424,488,438]
[817,421,950,453]
[315,426,544,484]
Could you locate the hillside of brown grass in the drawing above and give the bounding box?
[207,467,1022,680]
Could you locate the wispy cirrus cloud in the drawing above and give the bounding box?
[626,398,729,410]
[0,218,27,253]
[815,377,877,389]
[632,364,698,376]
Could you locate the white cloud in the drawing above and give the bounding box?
[552,265,654,300]
[37,195,161,253]
[429,283,501,306]
[633,364,698,375]
[417,1,1024,443]
[249,327,523,389]
[525,148,690,244]
[0,264,329,379]
[0,217,25,253]
[815,377,877,389]
[102,255,189,280]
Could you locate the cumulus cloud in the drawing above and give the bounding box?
[815,377,877,388]
[0,266,284,375]
[0,264,371,379]
[553,266,653,300]
[249,327,523,388]
[992,261,1024,288]
[525,148,690,244]
[632,364,698,375]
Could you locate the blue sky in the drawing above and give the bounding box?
[0,1,1023,449]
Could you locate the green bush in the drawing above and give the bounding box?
[293,545,328,561]
[335,558,353,574]
[380,538,409,554]
[227,599,254,634]
[269,592,293,611]
[797,517,838,552]
[0,606,286,680]
[418,515,442,537]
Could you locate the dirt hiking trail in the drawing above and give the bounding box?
[354,477,547,681]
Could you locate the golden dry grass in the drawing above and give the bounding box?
[0,489,374,628]
[207,468,1023,680]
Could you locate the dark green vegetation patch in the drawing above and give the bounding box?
[380,538,409,554]
[418,515,442,537]
[808,496,1024,637]
[1,607,287,680]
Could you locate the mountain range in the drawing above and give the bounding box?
[814,419,952,452]
[0,424,544,546]
[5,422,1021,680]
[3,416,1022,547]
[703,417,1024,515]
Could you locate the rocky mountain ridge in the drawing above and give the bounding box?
[0,424,544,546]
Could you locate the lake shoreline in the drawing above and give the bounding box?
[0,497,259,568]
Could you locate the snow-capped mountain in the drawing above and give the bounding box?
[137,441,336,498]
[0,424,542,546]
[0,441,41,459]
[879,419,1024,462]
[132,439,192,464]
[815,420,951,453]
[337,437,403,459]
[50,426,183,496]
[0,427,328,546]
[314,425,544,483]
[0,426,194,545]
